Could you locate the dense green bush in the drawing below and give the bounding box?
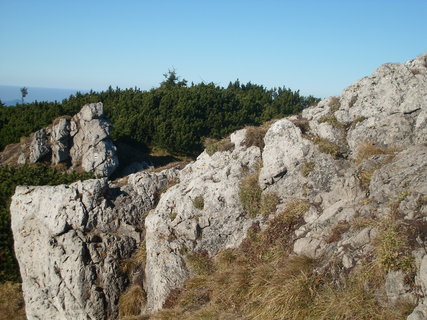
[0,72,319,155]
[0,165,93,282]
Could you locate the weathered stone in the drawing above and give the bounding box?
[70,102,119,177]
[29,128,51,163]
[51,118,71,164]
[143,134,261,312]
[11,169,178,320]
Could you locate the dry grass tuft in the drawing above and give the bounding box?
[259,192,279,217]
[241,126,268,151]
[186,251,215,276]
[245,256,318,320]
[0,282,26,320]
[354,143,396,165]
[311,136,343,159]
[147,204,413,320]
[203,137,235,156]
[121,242,147,276]
[291,118,310,134]
[325,221,351,243]
[239,172,262,218]
[300,161,316,177]
[119,285,147,318]
[282,199,311,224]
[329,96,341,112]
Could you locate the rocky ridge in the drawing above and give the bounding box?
[1,102,119,177]
[10,52,427,319]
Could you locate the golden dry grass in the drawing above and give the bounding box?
[354,143,396,165]
[239,173,262,218]
[119,285,147,318]
[0,282,26,320]
[203,137,235,156]
[241,126,268,151]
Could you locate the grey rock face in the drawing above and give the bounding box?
[143,130,261,311]
[29,129,51,163]
[51,118,71,164]
[70,102,119,177]
[11,169,178,320]
[0,102,118,177]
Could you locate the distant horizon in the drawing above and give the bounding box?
[0,85,89,105]
[1,1,426,99]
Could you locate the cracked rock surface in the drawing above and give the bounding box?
[1,102,119,177]
[11,169,178,320]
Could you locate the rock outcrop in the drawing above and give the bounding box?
[11,169,178,319]
[10,53,427,319]
[69,103,119,177]
[0,102,119,177]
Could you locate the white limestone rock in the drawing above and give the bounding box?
[143,136,262,312]
[70,102,119,177]
[11,169,178,320]
[29,128,51,163]
[50,118,71,164]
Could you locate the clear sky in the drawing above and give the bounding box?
[1,0,426,98]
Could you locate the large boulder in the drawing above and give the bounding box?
[0,102,119,177]
[10,169,178,320]
[50,118,71,165]
[70,103,119,177]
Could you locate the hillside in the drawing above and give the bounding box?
[7,52,427,319]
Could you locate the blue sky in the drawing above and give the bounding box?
[0,0,426,98]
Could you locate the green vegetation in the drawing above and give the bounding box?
[318,114,345,130]
[0,165,93,282]
[311,135,343,159]
[0,72,319,156]
[376,221,415,272]
[192,196,205,210]
[239,172,262,218]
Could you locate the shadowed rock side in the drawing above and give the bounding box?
[0,102,119,177]
[10,52,427,319]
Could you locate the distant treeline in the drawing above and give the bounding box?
[0,72,320,155]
